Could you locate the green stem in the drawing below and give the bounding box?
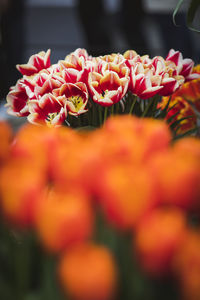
[103,107,108,124]
[41,254,65,300]
[87,98,93,126]
[151,95,161,117]
[141,98,153,117]
[98,106,103,126]
[92,104,97,126]
[111,104,114,115]
[87,109,91,126]
[129,96,137,115]
[116,102,119,114]
[77,115,81,127]
[13,232,33,300]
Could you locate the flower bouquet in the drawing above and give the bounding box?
[6,48,200,136]
[0,48,200,300]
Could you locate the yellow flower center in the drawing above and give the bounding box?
[46,113,58,126]
[68,95,84,112]
[101,89,109,99]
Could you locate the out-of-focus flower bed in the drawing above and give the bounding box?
[0,115,200,300]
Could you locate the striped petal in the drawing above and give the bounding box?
[17,49,51,76]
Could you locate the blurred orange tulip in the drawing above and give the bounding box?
[174,231,200,300]
[35,189,93,253]
[0,121,12,166]
[148,149,200,210]
[94,115,171,166]
[98,163,159,230]
[135,208,187,276]
[58,243,117,300]
[0,162,46,227]
[173,137,200,164]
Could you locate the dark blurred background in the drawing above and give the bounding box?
[0,0,200,122]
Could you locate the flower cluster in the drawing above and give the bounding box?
[6,48,199,127]
[0,115,200,300]
[159,64,200,134]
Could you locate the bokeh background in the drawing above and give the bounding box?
[0,0,200,126]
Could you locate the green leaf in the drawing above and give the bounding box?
[173,124,182,134]
[141,98,154,117]
[187,0,200,32]
[155,97,177,120]
[156,96,173,119]
[166,111,180,124]
[41,255,66,300]
[170,115,194,130]
[163,96,172,113]
[167,102,179,114]
[173,127,198,140]
[173,0,185,25]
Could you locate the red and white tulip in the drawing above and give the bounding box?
[17,49,51,76]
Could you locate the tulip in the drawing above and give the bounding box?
[58,243,117,300]
[35,189,93,253]
[173,231,200,300]
[52,82,88,116]
[88,71,129,106]
[169,77,200,113]
[98,163,159,229]
[0,122,12,166]
[129,64,163,99]
[159,96,197,134]
[28,93,67,126]
[148,149,200,210]
[33,70,65,98]
[17,49,51,76]
[135,208,187,276]
[6,78,33,117]
[0,162,46,227]
[165,49,194,79]
[173,137,200,164]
